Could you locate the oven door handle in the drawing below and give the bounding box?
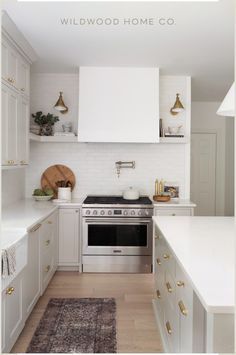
[84,218,152,224]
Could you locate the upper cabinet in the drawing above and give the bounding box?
[78,67,159,143]
[1,11,37,168]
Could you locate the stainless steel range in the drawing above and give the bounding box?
[82,196,153,273]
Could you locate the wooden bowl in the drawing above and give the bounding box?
[153,195,171,202]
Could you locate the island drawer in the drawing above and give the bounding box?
[175,262,193,306]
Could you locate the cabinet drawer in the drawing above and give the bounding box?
[155,208,192,216]
[161,239,175,278]
[175,263,193,307]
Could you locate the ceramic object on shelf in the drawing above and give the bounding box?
[123,187,140,200]
[58,187,71,201]
[32,195,53,201]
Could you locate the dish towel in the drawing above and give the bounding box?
[1,246,16,278]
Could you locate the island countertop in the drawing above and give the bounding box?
[152,216,235,313]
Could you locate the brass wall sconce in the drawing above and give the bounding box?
[54,92,68,114]
[170,93,184,116]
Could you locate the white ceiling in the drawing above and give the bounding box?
[2,0,234,101]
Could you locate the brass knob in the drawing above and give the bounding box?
[172,213,176,216]
[21,88,25,91]
[7,77,13,83]
[166,282,173,293]
[47,221,53,224]
[20,160,26,164]
[45,265,50,273]
[156,258,161,265]
[166,321,172,335]
[156,290,161,299]
[178,300,188,316]
[163,253,170,260]
[45,240,50,246]
[155,235,160,240]
[6,287,14,295]
[177,280,185,287]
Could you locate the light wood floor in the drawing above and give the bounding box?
[12,272,163,353]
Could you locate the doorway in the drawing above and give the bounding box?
[191,133,217,216]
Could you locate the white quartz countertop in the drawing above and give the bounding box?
[152,199,196,207]
[2,198,84,232]
[153,216,235,313]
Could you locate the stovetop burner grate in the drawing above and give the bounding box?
[83,195,152,205]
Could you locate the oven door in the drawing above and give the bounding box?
[83,217,152,256]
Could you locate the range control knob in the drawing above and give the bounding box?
[123,210,128,216]
[93,210,98,215]
[100,210,105,215]
[86,210,90,215]
[145,210,150,216]
[108,210,112,216]
[130,210,135,216]
[138,210,142,216]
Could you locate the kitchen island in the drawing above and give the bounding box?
[152,216,235,353]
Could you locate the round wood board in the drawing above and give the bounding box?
[41,164,76,197]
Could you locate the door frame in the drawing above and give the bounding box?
[191,129,224,215]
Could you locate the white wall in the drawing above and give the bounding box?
[191,102,234,216]
[30,73,79,134]
[225,118,234,216]
[2,169,25,207]
[25,74,191,200]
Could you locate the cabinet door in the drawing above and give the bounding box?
[8,45,18,88]
[18,58,30,96]
[24,225,41,318]
[59,209,79,265]
[1,39,8,81]
[1,85,8,165]
[17,97,29,165]
[8,88,18,165]
[5,275,24,352]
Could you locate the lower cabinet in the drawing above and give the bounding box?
[24,210,58,319]
[154,206,195,217]
[153,228,204,353]
[1,272,25,353]
[58,208,80,269]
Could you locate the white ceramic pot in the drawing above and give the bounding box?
[123,187,140,200]
[58,187,71,201]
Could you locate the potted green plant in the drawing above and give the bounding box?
[32,111,59,136]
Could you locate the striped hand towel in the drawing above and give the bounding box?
[1,246,16,278]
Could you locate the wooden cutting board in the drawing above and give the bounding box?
[41,164,76,197]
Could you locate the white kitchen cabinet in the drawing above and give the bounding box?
[1,37,18,89]
[78,66,159,143]
[154,206,194,216]
[1,84,18,166]
[17,96,29,165]
[24,223,41,319]
[18,57,30,97]
[58,208,80,269]
[1,83,29,167]
[40,211,58,293]
[2,271,25,353]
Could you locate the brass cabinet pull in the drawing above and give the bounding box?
[45,265,50,273]
[156,290,161,299]
[47,221,53,224]
[177,280,185,287]
[172,213,176,216]
[163,253,170,260]
[7,77,14,83]
[20,160,26,164]
[7,160,15,165]
[156,258,161,265]
[166,321,172,335]
[155,235,160,240]
[21,88,25,91]
[45,240,50,246]
[29,223,41,233]
[166,282,173,293]
[6,287,14,295]
[178,300,188,316]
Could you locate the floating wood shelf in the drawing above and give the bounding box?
[29,133,78,143]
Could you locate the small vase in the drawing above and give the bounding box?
[40,124,53,136]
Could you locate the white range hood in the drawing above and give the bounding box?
[78,67,159,143]
[217,83,235,117]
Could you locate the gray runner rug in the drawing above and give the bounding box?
[26,298,117,353]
